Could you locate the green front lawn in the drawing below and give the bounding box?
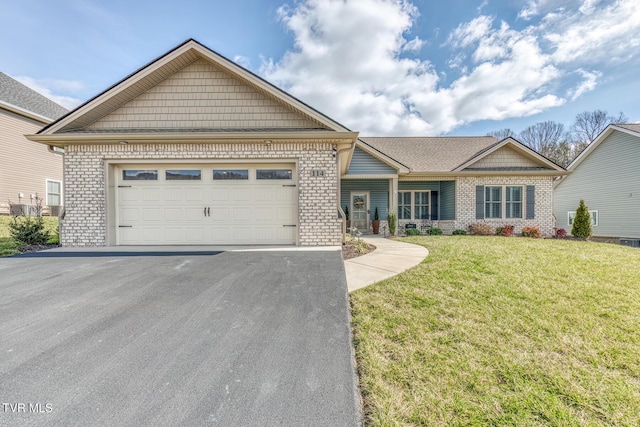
[351,236,640,426]
[0,216,59,256]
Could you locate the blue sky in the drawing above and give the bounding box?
[1,0,639,136]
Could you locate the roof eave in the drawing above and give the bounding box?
[454,137,566,172]
[0,100,52,124]
[26,130,359,147]
[567,124,640,171]
[402,170,569,177]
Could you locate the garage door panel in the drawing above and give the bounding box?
[185,207,205,221]
[117,164,297,245]
[164,208,183,221]
[276,187,296,202]
[143,208,161,221]
[276,207,296,222]
[143,228,162,242]
[143,188,162,201]
[120,188,140,202]
[164,227,184,242]
[211,188,230,202]
[186,228,206,242]
[232,208,251,222]
[186,188,203,201]
[164,188,183,202]
[233,188,251,201]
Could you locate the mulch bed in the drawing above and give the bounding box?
[18,244,61,254]
[342,241,376,260]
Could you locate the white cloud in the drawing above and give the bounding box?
[568,69,600,100]
[546,0,640,64]
[233,55,252,69]
[14,76,84,110]
[260,0,640,135]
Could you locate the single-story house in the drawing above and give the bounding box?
[554,124,640,240]
[28,39,566,247]
[0,72,67,215]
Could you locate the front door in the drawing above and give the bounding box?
[351,192,369,232]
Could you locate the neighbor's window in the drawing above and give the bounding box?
[123,170,158,180]
[46,179,62,206]
[166,170,201,180]
[398,192,412,220]
[485,186,502,218]
[256,169,292,180]
[505,186,523,219]
[568,210,599,227]
[213,169,249,180]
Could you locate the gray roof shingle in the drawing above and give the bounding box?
[359,136,501,172]
[615,123,640,134]
[0,72,68,120]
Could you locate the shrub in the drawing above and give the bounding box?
[387,211,397,236]
[496,225,514,237]
[9,215,51,245]
[468,223,495,236]
[429,227,443,235]
[374,207,379,221]
[452,229,467,235]
[555,228,567,239]
[405,228,421,236]
[572,199,592,239]
[344,205,349,221]
[522,226,541,238]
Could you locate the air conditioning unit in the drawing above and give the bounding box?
[620,238,640,248]
[49,205,64,217]
[8,204,38,216]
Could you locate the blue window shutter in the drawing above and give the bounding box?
[476,186,484,219]
[526,185,535,219]
[431,191,439,220]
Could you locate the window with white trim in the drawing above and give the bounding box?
[485,186,502,218]
[505,186,523,219]
[46,179,62,206]
[398,191,430,220]
[568,210,598,227]
[484,186,523,219]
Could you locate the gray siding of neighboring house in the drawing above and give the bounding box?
[554,130,640,238]
[347,147,396,175]
[341,179,389,220]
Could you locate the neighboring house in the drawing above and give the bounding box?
[0,72,68,215]
[27,39,566,247]
[343,137,566,236]
[554,124,640,240]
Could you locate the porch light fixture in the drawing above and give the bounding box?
[263,140,272,145]
[332,147,337,158]
[119,140,129,145]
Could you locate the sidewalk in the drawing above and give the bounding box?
[344,235,429,292]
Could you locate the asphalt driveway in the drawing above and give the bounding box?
[0,248,361,426]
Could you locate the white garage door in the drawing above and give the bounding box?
[116,163,297,245]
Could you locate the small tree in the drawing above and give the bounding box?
[387,211,397,236]
[8,195,51,245]
[344,205,349,220]
[572,199,592,239]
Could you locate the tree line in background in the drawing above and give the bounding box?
[488,110,627,168]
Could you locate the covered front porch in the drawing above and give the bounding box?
[340,178,457,234]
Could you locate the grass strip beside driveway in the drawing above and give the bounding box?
[351,236,640,426]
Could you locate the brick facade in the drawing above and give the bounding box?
[455,176,554,236]
[61,141,341,247]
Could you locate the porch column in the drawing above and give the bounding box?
[389,176,398,215]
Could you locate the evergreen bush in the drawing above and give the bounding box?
[572,199,592,239]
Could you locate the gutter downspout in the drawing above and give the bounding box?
[336,141,355,244]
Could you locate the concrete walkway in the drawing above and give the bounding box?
[344,235,429,292]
